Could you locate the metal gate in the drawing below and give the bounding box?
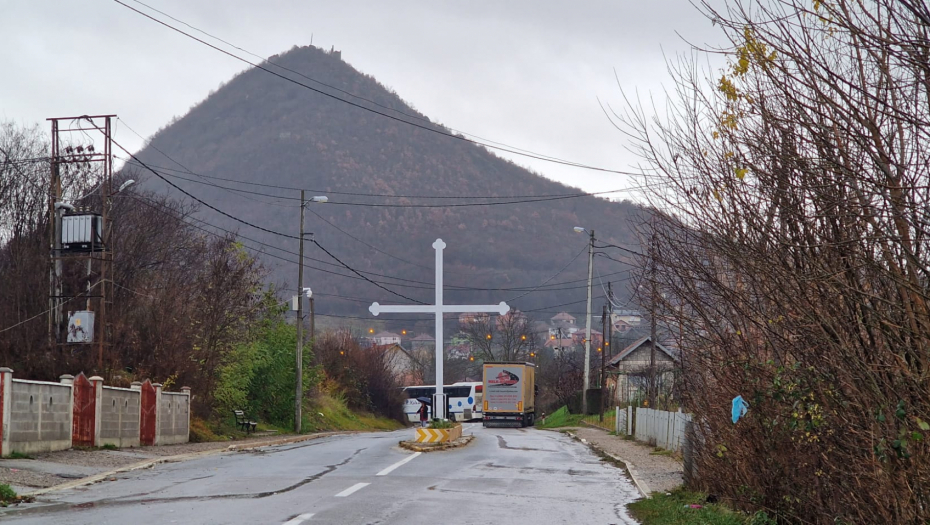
[72,373,96,447]
[140,380,156,446]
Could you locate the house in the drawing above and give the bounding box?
[544,337,575,353]
[611,309,643,327]
[410,333,435,351]
[571,329,603,349]
[550,312,577,330]
[604,336,678,405]
[458,312,490,325]
[371,331,402,346]
[374,343,425,385]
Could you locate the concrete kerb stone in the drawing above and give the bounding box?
[399,434,474,452]
[22,431,358,497]
[564,430,652,499]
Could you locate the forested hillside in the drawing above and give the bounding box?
[130,45,642,323]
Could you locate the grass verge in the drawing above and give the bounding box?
[302,393,404,432]
[628,489,775,525]
[0,484,17,507]
[536,406,585,429]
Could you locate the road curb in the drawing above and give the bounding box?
[398,434,474,452]
[565,430,652,499]
[22,431,355,497]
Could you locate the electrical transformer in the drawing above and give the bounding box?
[61,213,103,252]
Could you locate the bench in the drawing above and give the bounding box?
[233,410,258,433]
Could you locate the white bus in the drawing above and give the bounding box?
[402,382,483,423]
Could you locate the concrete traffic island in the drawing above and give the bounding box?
[399,434,474,452]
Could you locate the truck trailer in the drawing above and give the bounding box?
[482,361,536,428]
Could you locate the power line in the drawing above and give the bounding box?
[505,244,587,303]
[126,0,616,170]
[113,0,632,175]
[119,156,634,201]
[131,160,632,208]
[115,0,639,176]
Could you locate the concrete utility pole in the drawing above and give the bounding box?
[576,227,595,415]
[599,303,607,422]
[295,190,305,434]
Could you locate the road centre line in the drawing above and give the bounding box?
[335,482,370,498]
[282,513,314,525]
[376,451,422,476]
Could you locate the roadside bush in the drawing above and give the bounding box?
[214,313,320,429]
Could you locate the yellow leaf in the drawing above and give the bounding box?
[735,168,747,180]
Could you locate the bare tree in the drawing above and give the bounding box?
[459,311,537,361]
[613,1,930,522]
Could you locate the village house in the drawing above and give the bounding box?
[604,336,678,405]
[371,331,402,346]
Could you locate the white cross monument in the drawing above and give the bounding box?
[370,239,509,420]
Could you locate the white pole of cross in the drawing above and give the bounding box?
[370,239,509,420]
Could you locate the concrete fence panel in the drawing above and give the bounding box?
[0,368,191,452]
[99,386,141,448]
[156,390,190,445]
[8,379,73,454]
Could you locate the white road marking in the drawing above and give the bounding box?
[376,451,422,476]
[334,482,370,498]
[282,513,314,525]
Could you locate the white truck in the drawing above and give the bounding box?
[482,361,536,428]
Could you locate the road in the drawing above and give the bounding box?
[0,425,640,524]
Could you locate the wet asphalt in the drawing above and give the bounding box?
[0,424,640,524]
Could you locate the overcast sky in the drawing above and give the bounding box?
[1,0,726,198]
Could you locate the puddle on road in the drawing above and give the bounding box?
[0,448,366,519]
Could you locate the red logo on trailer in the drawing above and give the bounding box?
[488,370,519,386]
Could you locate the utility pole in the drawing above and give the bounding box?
[649,230,658,409]
[582,228,595,415]
[599,303,607,422]
[607,282,613,406]
[295,190,305,434]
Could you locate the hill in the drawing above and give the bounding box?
[128,45,643,328]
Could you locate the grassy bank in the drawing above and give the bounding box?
[536,406,584,429]
[628,489,775,525]
[303,393,404,432]
[192,392,403,442]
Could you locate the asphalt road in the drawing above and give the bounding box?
[0,425,640,524]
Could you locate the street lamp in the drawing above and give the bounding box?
[574,226,595,415]
[296,192,327,434]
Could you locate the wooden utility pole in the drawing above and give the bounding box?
[649,230,658,408]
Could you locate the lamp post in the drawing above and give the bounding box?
[296,193,327,434]
[574,226,595,415]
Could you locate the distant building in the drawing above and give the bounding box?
[371,331,401,346]
[411,333,435,351]
[458,312,490,325]
[611,309,643,326]
[550,312,577,329]
[604,336,678,405]
[571,329,603,349]
[544,337,575,354]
